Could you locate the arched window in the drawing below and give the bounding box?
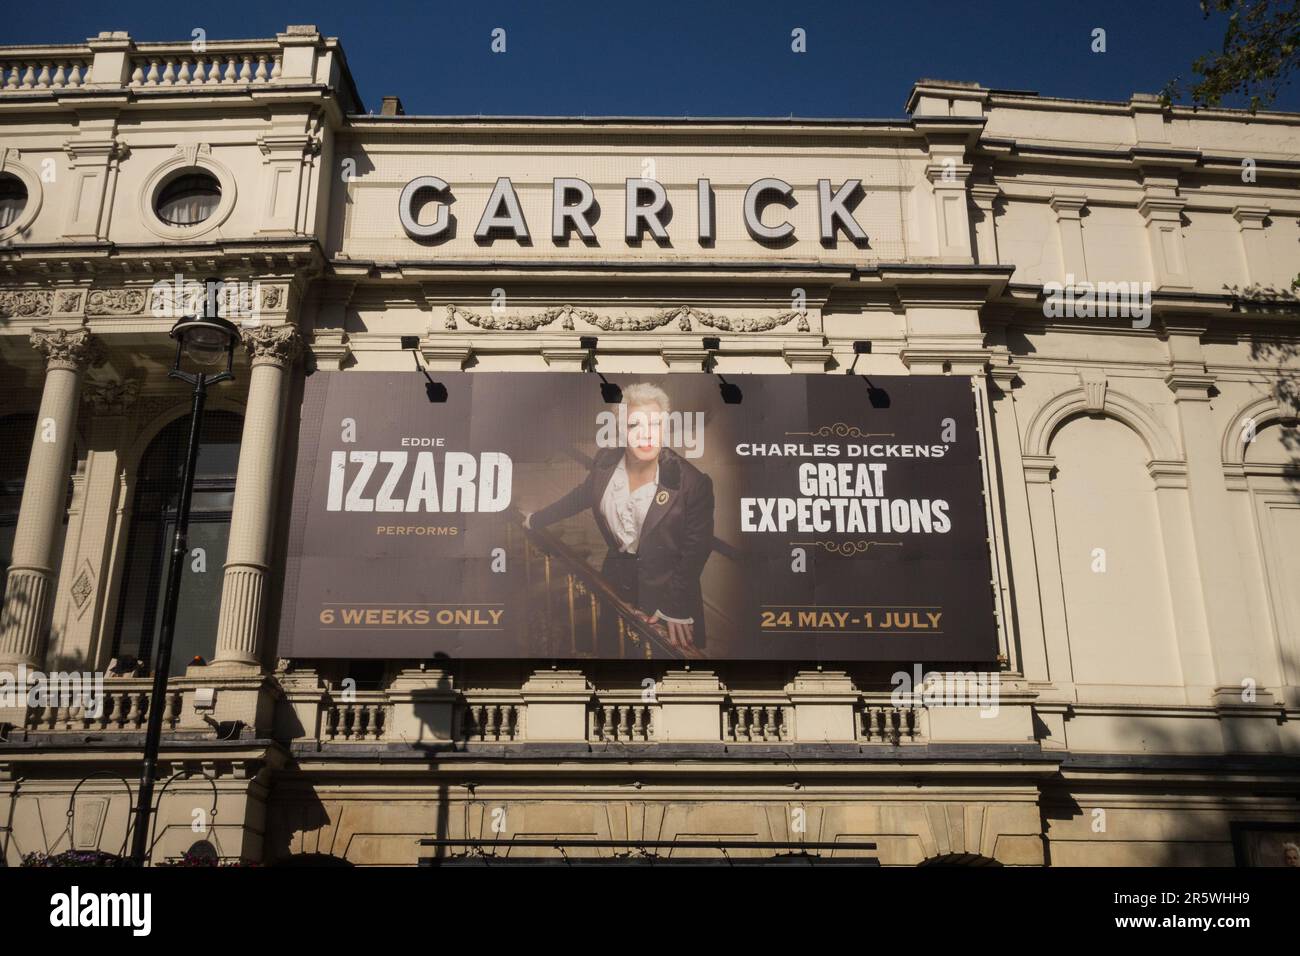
[112,410,242,675]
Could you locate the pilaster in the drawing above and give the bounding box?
[969,182,1001,265]
[1162,323,1277,699]
[1048,194,1088,282]
[985,354,1050,683]
[1134,155,1195,291]
[1021,454,1075,691]
[1231,205,1271,287]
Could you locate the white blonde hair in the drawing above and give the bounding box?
[621,382,670,415]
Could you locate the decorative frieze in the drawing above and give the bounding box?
[445,303,596,331]
[85,288,146,316]
[0,290,52,318]
[443,303,809,333]
[260,284,287,311]
[53,290,84,313]
[147,279,285,321]
[686,306,809,333]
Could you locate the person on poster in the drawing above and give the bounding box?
[526,383,714,653]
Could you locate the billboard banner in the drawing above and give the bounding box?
[278,372,998,661]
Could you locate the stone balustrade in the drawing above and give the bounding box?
[588,697,654,742]
[858,697,925,744]
[127,50,283,88]
[724,698,791,742]
[1,56,91,91]
[457,697,524,742]
[4,672,938,747]
[322,692,389,742]
[276,673,940,747]
[22,679,182,733]
[0,27,347,99]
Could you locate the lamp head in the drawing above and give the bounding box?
[169,279,240,377]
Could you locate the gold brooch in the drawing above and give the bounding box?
[655,490,670,505]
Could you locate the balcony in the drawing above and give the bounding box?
[284,676,928,748]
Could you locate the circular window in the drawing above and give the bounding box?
[154,171,222,227]
[0,174,28,230]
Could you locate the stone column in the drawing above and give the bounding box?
[212,325,302,669]
[0,328,103,668]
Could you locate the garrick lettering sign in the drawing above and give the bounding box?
[398,176,871,246]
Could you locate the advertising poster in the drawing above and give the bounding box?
[278,372,997,661]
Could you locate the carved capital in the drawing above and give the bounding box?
[241,324,303,368]
[30,327,106,373]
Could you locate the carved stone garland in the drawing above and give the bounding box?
[443,303,808,333]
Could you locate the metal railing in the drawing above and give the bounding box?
[513,509,702,661]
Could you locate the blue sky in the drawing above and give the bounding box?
[6,0,1297,117]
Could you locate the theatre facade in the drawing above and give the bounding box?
[1,26,1299,866]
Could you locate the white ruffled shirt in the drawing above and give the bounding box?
[598,458,692,625]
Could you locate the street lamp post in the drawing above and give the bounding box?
[129,282,240,866]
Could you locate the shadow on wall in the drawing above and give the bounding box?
[1039,707,1300,866]
[1249,333,1300,486]
[264,666,454,867]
